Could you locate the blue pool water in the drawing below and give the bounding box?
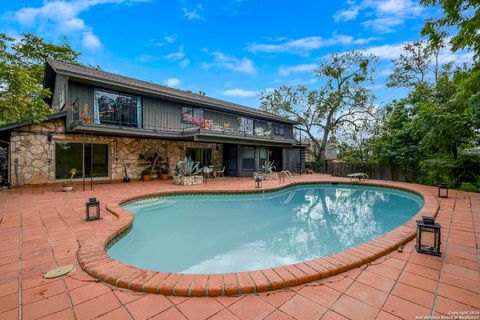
[108,184,423,274]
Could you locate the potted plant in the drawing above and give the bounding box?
[256,160,278,180]
[174,156,203,185]
[160,161,170,180]
[62,168,77,192]
[141,168,151,182]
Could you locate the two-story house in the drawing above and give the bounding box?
[0,60,305,186]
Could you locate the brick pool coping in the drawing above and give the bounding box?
[77,180,439,297]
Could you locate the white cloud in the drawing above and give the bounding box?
[247,34,379,56]
[82,31,101,50]
[183,5,206,21]
[164,51,185,61]
[202,51,256,74]
[334,0,424,34]
[223,89,259,98]
[164,33,177,44]
[164,78,181,87]
[179,59,190,68]
[365,43,404,59]
[278,63,317,76]
[8,0,146,50]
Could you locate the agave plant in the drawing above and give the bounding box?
[262,159,276,173]
[174,156,202,177]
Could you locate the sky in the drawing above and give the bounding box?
[0,0,474,109]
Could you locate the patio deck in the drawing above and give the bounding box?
[0,174,478,320]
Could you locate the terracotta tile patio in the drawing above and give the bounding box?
[0,174,478,319]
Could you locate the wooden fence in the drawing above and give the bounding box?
[306,162,414,182]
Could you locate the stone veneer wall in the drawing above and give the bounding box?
[10,118,223,185]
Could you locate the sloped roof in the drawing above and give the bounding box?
[46,59,297,125]
[0,111,66,132]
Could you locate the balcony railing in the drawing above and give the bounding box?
[67,100,295,142]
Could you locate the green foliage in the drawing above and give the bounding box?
[261,50,377,161]
[0,33,82,125]
[261,160,276,173]
[174,156,202,177]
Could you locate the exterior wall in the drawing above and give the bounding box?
[68,81,94,111]
[52,74,68,109]
[9,118,223,186]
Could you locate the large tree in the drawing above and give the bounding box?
[0,33,82,124]
[260,50,377,161]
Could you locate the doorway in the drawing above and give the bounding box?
[269,147,283,171]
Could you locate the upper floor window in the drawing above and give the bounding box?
[181,106,205,126]
[238,117,254,135]
[94,89,142,128]
[273,124,285,136]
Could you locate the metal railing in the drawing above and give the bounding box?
[67,101,296,142]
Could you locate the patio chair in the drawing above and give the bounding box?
[347,173,368,181]
[216,166,225,178]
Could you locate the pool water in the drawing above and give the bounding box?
[108,184,423,274]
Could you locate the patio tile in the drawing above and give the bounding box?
[23,293,70,320]
[279,294,327,319]
[403,262,440,280]
[321,310,349,320]
[260,290,295,307]
[38,308,75,320]
[439,272,480,294]
[434,296,479,316]
[95,307,131,320]
[124,291,172,320]
[149,306,188,320]
[345,281,389,308]
[229,295,275,320]
[437,282,480,309]
[397,271,437,293]
[298,284,342,308]
[365,264,402,281]
[73,291,121,320]
[263,310,295,320]
[0,308,18,320]
[356,270,396,293]
[382,295,431,320]
[68,282,111,305]
[331,294,379,320]
[177,297,224,320]
[390,282,434,309]
[215,295,244,307]
[0,292,18,314]
[208,308,241,320]
[442,263,480,281]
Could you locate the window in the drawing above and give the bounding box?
[186,148,212,167]
[94,89,142,128]
[242,146,255,170]
[259,147,268,168]
[273,124,285,135]
[239,117,254,135]
[55,142,109,179]
[181,106,204,126]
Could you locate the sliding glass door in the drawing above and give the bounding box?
[94,89,142,128]
[55,142,109,179]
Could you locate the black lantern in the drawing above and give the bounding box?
[416,216,441,256]
[86,198,100,221]
[438,183,449,198]
[255,176,263,188]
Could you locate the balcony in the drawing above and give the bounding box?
[66,100,297,144]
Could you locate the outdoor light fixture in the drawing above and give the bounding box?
[437,183,449,198]
[86,198,100,221]
[416,216,441,256]
[255,176,263,188]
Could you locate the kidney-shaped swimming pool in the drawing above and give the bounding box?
[107,183,423,274]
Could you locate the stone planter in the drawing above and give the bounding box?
[63,186,74,192]
[255,172,279,181]
[175,175,203,186]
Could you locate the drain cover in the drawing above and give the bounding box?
[43,264,75,279]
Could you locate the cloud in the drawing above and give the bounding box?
[163,45,189,67]
[164,78,181,87]
[8,0,146,50]
[223,89,259,98]
[179,59,190,67]
[183,4,206,21]
[164,33,178,43]
[247,34,379,56]
[136,54,160,63]
[202,50,256,74]
[278,63,317,76]
[333,0,424,34]
[365,43,404,59]
[82,31,101,49]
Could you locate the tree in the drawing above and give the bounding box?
[421,0,480,58]
[386,41,442,88]
[261,50,377,161]
[0,33,82,124]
